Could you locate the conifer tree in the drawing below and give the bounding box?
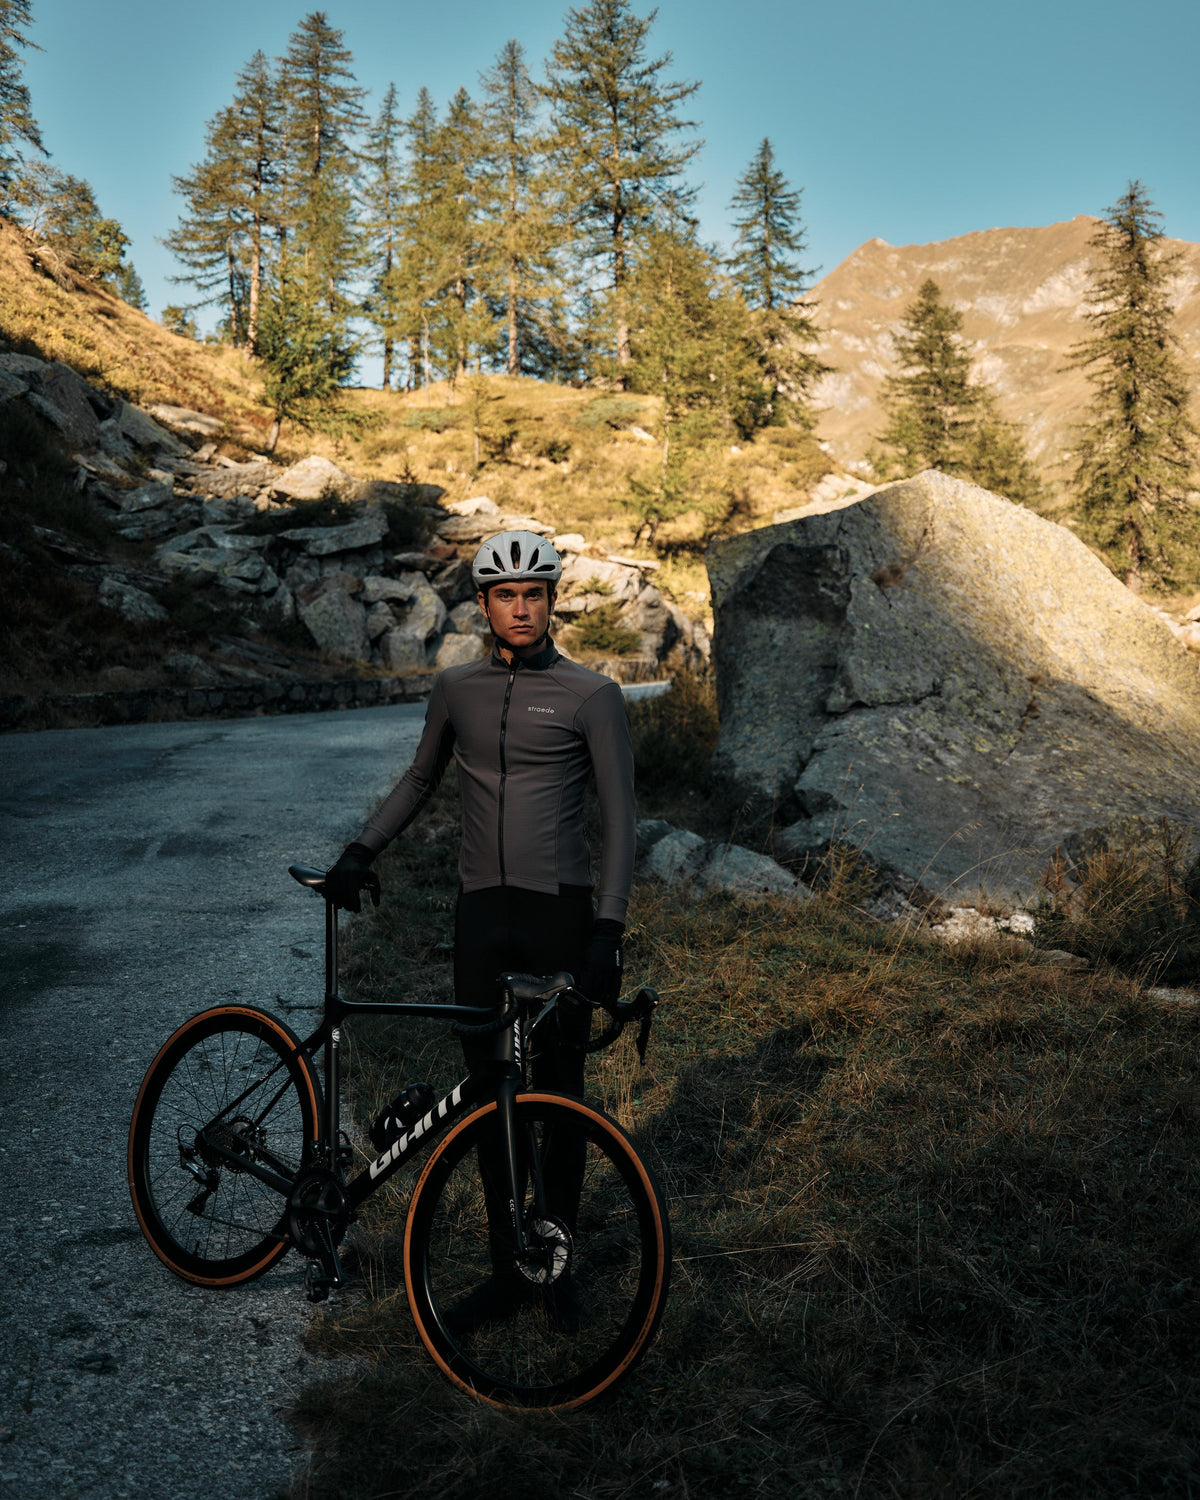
[362,82,404,388]
[274,11,367,364]
[1069,181,1200,590]
[164,52,279,350]
[429,86,489,379]
[478,40,563,376]
[626,226,762,541]
[873,277,1043,505]
[232,50,279,353]
[876,279,979,471]
[728,138,809,312]
[546,0,701,373]
[0,0,43,208]
[262,12,367,438]
[164,106,252,341]
[395,87,442,387]
[727,137,826,426]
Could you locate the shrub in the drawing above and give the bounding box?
[1034,819,1200,983]
[573,396,647,430]
[568,602,642,656]
[629,668,719,796]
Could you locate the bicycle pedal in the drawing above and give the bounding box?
[305,1264,337,1303]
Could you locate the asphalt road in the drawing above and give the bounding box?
[0,704,430,1500]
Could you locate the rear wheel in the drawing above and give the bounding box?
[128,1006,321,1286]
[405,1093,670,1410]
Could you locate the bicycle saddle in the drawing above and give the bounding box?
[289,864,328,889]
[498,971,575,1000]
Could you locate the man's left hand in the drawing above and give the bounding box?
[577,919,624,1010]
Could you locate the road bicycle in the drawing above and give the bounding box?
[127,863,671,1411]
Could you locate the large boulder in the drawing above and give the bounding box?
[296,577,370,661]
[24,361,101,450]
[113,400,190,458]
[271,454,350,501]
[279,513,388,555]
[706,470,1200,905]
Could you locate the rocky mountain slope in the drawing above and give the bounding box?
[809,216,1200,489]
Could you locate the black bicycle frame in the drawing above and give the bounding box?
[192,895,539,1259]
[297,896,535,1249]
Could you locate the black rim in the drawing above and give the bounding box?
[409,1099,668,1407]
[131,1013,316,1281]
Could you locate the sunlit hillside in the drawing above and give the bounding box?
[809,216,1200,498]
[0,216,266,426]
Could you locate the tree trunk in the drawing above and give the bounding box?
[613,195,631,384]
[247,239,261,354]
[382,336,393,390]
[508,262,519,377]
[266,417,281,454]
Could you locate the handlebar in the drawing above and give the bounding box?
[452,970,659,1064]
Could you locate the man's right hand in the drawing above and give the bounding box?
[323,842,379,912]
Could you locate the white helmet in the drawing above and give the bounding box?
[472,530,562,590]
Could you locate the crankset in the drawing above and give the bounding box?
[287,1166,351,1302]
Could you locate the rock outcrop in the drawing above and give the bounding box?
[707,470,1200,904]
[1,351,710,681]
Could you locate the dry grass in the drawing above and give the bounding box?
[287,695,1200,1499]
[0,217,265,429]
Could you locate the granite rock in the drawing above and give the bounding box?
[707,470,1200,903]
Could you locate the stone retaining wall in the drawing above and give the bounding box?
[0,672,434,733]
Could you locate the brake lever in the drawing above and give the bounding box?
[633,987,657,1065]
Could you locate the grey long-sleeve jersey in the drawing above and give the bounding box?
[355,641,637,923]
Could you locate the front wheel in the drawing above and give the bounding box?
[128,1006,321,1286]
[405,1093,671,1410]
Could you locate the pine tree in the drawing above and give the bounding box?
[362,82,404,388]
[113,261,146,310]
[0,0,43,208]
[231,50,279,353]
[477,39,563,376]
[13,163,138,289]
[274,11,367,367]
[626,226,763,541]
[727,138,810,312]
[726,137,826,427]
[873,277,1043,505]
[395,87,442,388]
[262,12,368,439]
[873,279,1043,502]
[546,0,700,372]
[429,86,489,380]
[1069,181,1200,590]
[163,53,279,350]
[164,105,252,341]
[161,304,198,339]
[876,279,980,471]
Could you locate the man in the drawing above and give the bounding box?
[324,526,636,1103]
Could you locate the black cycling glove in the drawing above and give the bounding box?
[576,918,625,1010]
[324,841,379,912]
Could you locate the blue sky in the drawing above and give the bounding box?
[20,0,1200,367]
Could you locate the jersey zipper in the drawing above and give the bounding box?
[497,659,517,884]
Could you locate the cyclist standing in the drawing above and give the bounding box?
[324,529,636,1314]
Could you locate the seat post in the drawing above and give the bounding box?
[325,896,339,1005]
[324,895,340,1154]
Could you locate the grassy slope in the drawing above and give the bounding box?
[0,217,265,426]
[288,688,1200,1500]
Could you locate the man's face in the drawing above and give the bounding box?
[479,581,554,650]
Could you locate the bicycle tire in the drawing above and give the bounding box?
[405,1092,670,1410]
[128,1006,321,1286]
